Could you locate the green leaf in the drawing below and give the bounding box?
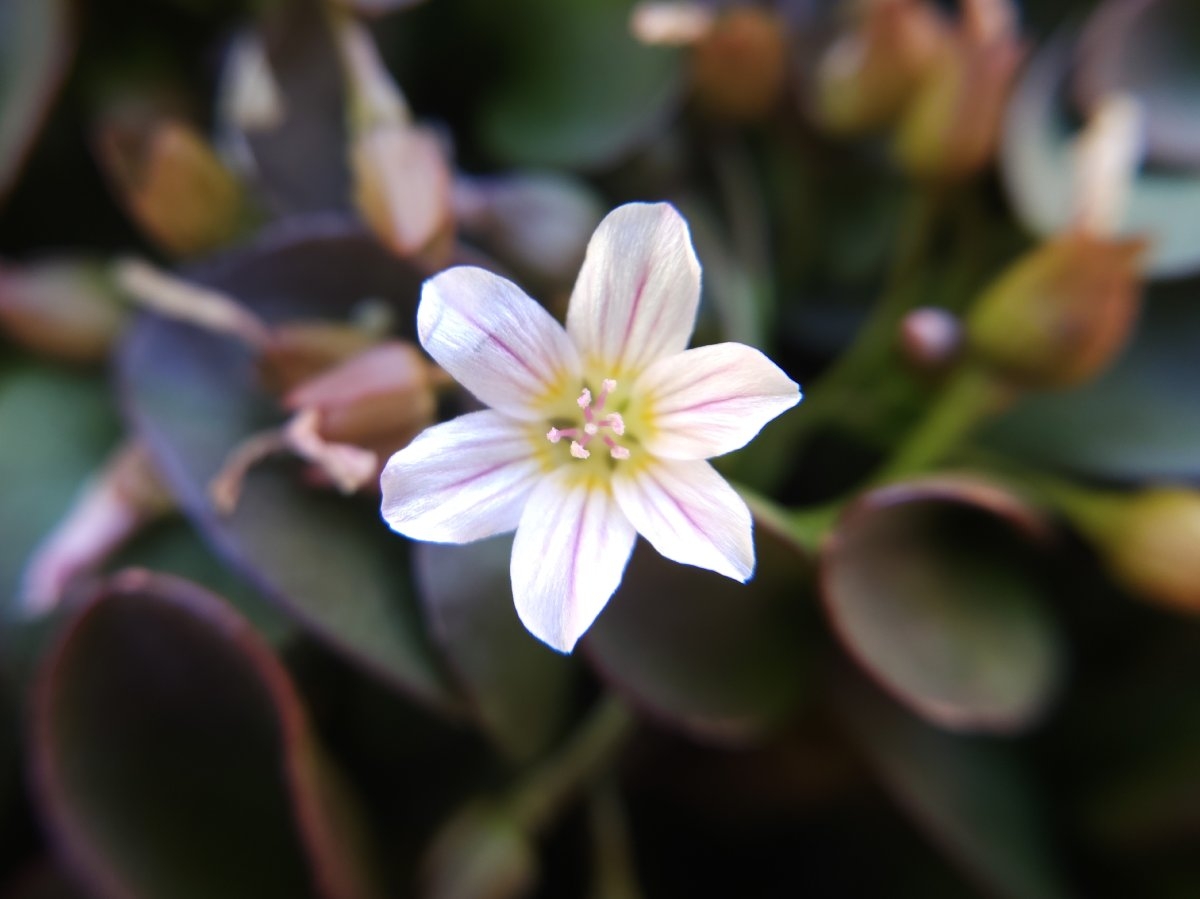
[414,537,576,762]
[118,217,461,714]
[29,571,385,899]
[821,477,1062,732]
[106,518,296,647]
[0,361,121,612]
[584,522,809,744]
[472,0,683,170]
[0,0,73,204]
[838,676,1071,899]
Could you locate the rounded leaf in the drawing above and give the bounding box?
[821,476,1062,733]
[414,536,576,762]
[29,570,384,899]
[584,518,809,744]
[472,0,684,170]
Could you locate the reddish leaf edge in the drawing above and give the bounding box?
[28,567,384,899]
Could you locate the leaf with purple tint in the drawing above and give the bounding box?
[29,570,384,899]
[118,216,461,713]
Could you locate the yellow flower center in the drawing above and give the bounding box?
[535,376,653,474]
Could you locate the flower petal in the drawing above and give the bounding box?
[636,342,801,460]
[613,458,754,582]
[381,410,541,543]
[566,202,701,376]
[510,470,637,653]
[418,266,581,420]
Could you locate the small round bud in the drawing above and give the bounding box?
[899,306,963,373]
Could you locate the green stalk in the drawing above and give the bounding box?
[506,696,636,833]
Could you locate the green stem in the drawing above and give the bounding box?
[872,363,1015,482]
[587,778,645,899]
[731,187,943,491]
[507,696,636,833]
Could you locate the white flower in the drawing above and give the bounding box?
[381,202,801,652]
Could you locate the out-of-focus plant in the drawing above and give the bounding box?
[5,0,1200,896]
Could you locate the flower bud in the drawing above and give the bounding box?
[210,342,439,512]
[0,259,125,363]
[421,803,537,899]
[257,320,384,395]
[352,123,455,264]
[965,232,1147,389]
[690,7,789,122]
[812,0,948,135]
[630,2,715,47]
[453,172,604,288]
[283,341,438,458]
[899,306,963,374]
[893,0,1023,181]
[96,118,248,257]
[336,19,455,264]
[1067,488,1200,615]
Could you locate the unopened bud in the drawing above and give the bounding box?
[97,119,248,257]
[454,173,604,287]
[966,233,1147,389]
[893,0,1023,181]
[1065,488,1200,616]
[630,2,715,46]
[284,341,438,455]
[211,342,438,513]
[258,319,384,395]
[690,8,789,122]
[0,259,125,363]
[899,306,963,373]
[352,123,455,264]
[19,441,175,617]
[813,0,948,135]
[421,803,538,899]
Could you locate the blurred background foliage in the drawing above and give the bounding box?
[3,0,1200,896]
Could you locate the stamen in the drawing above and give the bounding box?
[570,440,591,459]
[604,413,625,436]
[547,427,571,443]
[597,378,618,408]
[584,422,599,436]
[604,436,631,460]
[577,388,592,409]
